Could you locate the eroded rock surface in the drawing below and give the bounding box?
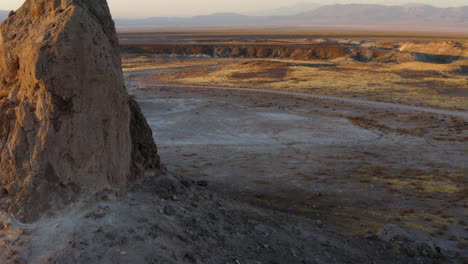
[0,0,160,222]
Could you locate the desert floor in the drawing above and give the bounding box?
[125,62,467,258]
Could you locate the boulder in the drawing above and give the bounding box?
[0,0,160,222]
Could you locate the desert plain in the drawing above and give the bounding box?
[120,29,468,260]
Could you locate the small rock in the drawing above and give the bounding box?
[364,232,377,240]
[377,224,409,243]
[163,205,176,216]
[84,206,110,220]
[153,177,185,199]
[180,180,193,187]
[196,181,209,187]
[183,253,199,263]
[0,188,8,199]
[315,220,323,227]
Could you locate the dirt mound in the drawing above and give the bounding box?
[399,41,468,58]
[0,0,160,222]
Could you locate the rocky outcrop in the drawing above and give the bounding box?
[121,43,467,63]
[399,41,468,58]
[121,43,401,62]
[0,0,160,222]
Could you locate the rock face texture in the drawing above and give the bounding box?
[0,0,160,222]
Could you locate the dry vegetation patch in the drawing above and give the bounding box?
[160,58,468,109]
[121,55,235,72]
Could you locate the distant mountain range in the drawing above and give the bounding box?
[247,3,321,16]
[0,10,9,22]
[294,4,468,27]
[115,4,468,31]
[2,4,467,31]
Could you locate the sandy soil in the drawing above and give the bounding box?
[0,175,442,264]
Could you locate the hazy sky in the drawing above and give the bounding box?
[2,0,467,18]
